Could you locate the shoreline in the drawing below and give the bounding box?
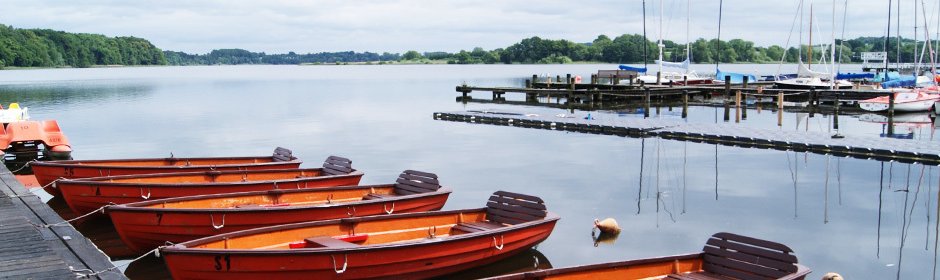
[1,62,864,71]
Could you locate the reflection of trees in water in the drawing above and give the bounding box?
[0,83,153,109]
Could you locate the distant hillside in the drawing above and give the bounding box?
[163,49,400,65]
[0,25,165,68]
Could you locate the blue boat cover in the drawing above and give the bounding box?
[872,72,901,83]
[835,72,875,80]
[618,65,648,73]
[881,76,916,88]
[715,69,758,84]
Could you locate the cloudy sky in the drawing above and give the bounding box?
[0,0,919,54]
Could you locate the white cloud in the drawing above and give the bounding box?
[0,0,921,54]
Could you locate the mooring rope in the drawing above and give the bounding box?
[31,203,114,228]
[6,177,65,198]
[72,247,163,279]
[8,159,37,173]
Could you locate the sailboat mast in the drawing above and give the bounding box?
[658,0,664,78]
[831,0,836,89]
[920,0,937,77]
[716,0,723,71]
[885,0,893,77]
[643,0,648,69]
[809,3,813,70]
[686,0,691,71]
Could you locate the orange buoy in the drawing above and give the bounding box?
[593,218,621,234]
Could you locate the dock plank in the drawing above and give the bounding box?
[0,164,126,280]
[435,110,940,165]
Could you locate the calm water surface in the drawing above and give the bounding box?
[1,64,938,279]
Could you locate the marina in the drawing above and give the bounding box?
[0,64,938,280]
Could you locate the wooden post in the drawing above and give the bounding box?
[809,88,819,118]
[777,92,784,126]
[532,74,538,86]
[556,75,562,83]
[681,90,689,118]
[628,75,633,86]
[735,90,742,123]
[833,96,840,131]
[525,79,531,89]
[723,75,731,121]
[742,75,749,89]
[644,88,651,118]
[888,93,895,135]
[590,74,597,85]
[566,74,572,87]
[656,72,662,85]
[683,75,688,86]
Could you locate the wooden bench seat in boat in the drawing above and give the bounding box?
[452,222,503,233]
[304,236,359,248]
[362,169,442,200]
[666,232,808,280]
[485,191,547,225]
[321,156,355,175]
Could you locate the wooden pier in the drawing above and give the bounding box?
[433,110,940,165]
[0,165,126,279]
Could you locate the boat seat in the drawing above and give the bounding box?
[321,155,355,175]
[666,232,805,280]
[393,170,441,195]
[485,191,547,225]
[304,236,359,248]
[452,222,504,233]
[272,147,294,162]
[362,193,395,200]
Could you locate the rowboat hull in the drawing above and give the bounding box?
[160,191,558,280]
[485,253,704,280]
[109,187,451,253]
[860,98,939,112]
[58,169,363,214]
[33,157,301,196]
[162,216,556,280]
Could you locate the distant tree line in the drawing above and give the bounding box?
[0,23,934,68]
[164,49,400,65]
[0,25,165,68]
[425,35,938,65]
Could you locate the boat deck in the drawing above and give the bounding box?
[434,111,940,165]
[0,165,126,280]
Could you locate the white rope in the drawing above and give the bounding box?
[34,203,113,228]
[8,159,37,173]
[73,247,162,278]
[8,178,65,198]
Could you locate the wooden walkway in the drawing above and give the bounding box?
[434,111,940,165]
[0,165,125,279]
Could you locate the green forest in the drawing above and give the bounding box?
[0,24,932,68]
[0,25,165,68]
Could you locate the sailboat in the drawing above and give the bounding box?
[712,0,758,84]
[636,0,713,85]
[774,0,853,90]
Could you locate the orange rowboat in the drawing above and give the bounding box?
[57,156,361,214]
[483,232,810,280]
[31,147,302,196]
[160,191,558,280]
[109,170,451,253]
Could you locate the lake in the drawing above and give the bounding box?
[0,64,936,279]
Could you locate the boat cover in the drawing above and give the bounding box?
[654,59,690,70]
[881,76,917,88]
[835,72,875,80]
[715,69,758,84]
[618,65,648,73]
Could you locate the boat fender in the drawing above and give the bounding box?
[574,75,582,84]
[594,218,621,234]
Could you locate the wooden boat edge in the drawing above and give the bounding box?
[159,208,560,254]
[106,186,453,213]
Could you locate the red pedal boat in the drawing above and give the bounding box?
[31,147,302,196]
[56,156,360,214]
[108,170,451,253]
[160,191,558,280]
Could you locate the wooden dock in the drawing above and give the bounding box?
[434,111,940,165]
[0,165,126,279]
